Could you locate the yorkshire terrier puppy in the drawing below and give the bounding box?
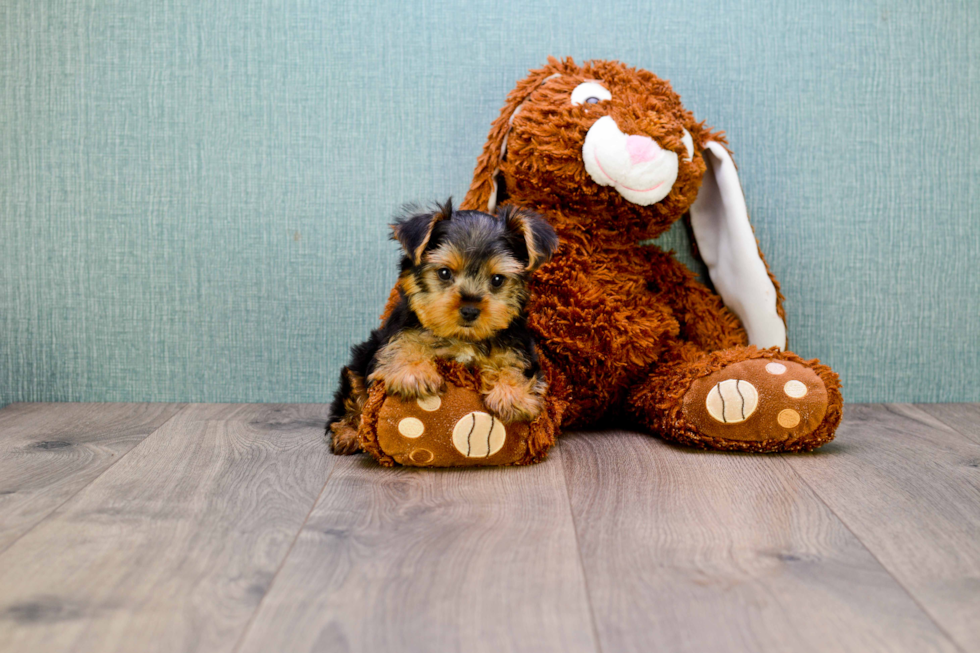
[326,199,559,455]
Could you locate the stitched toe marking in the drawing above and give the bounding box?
[705,380,758,424]
[451,412,506,457]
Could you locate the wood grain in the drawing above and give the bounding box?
[0,402,184,553]
[786,403,980,651]
[0,403,334,653]
[2,402,978,653]
[917,403,980,444]
[235,445,598,653]
[561,429,959,653]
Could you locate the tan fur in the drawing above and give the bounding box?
[329,420,361,455]
[343,370,368,413]
[403,244,526,342]
[370,327,546,423]
[369,330,445,399]
[480,350,548,423]
[426,244,468,274]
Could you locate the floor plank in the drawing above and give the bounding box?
[0,402,184,553]
[786,403,980,651]
[561,429,958,653]
[235,445,598,653]
[0,404,334,653]
[917,403,980,444]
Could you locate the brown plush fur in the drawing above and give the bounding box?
[448,57,843,452]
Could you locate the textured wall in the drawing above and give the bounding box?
[1,0,977,405]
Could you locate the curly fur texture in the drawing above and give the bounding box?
[449,57,842,452]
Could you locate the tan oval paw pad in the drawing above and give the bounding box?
[766,362,787,375]
[783,380,808,398]
[777,409,801,428]
[417,395,442,412]
[705,380,758,423]
[451,411,506,458]
[409,448,434,464]
[397,417,425,438]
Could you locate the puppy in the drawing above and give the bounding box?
[326,199,558,455]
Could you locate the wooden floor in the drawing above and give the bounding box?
[0,403,977,653]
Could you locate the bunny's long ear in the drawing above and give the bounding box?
[461,58,570,213]
[689,141,787,350]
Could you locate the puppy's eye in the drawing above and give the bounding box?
[490,274,505,288]
[437,268,452,281]
[571,81,611,106]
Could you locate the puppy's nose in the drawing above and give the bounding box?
[459,306,481,322]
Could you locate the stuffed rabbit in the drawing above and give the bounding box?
[457,57,841,452]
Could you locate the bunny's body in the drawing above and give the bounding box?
[459,58,842,451]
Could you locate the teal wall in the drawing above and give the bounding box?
[1,0,977,405]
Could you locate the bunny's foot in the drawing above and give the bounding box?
[630,347,842,452]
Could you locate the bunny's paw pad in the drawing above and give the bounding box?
[682,359,828,444]
[375,384,531,467]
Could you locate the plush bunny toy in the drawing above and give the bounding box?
[349,57,841,464]
[453,57,842,452]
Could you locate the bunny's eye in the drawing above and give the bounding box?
[571,81,612,106]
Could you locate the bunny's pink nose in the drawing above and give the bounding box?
[626,135,662,165]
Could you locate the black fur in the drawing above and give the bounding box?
[325,290,419,428]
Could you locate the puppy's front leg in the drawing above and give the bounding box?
[481,350,547,423]
[369,330,444,399]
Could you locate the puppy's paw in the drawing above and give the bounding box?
[329,421,361,455]
[483,378,544,424]
[377,360,444,400]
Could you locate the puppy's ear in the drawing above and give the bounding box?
[391,198,453,265]
[499,205,559,272]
